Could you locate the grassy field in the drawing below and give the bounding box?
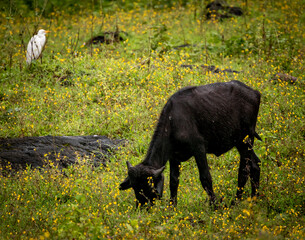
[0,0,305,239]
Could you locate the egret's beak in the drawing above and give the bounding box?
[45,30,51,33]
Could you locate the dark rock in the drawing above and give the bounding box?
[173,44,197,50]
[0,135,125,172]
[180,64,240,74]
[180,64,196,69]
[228,6,243,16]
[86,31,127,45]
[271,73,297,84]
[206,0,243,20]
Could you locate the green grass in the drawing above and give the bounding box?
[0,0,305,239]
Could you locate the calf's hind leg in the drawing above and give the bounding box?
[236,143,261,200]
[249,150,261,197]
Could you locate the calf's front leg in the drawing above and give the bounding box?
[169,160,180,206]
[194,149,216,205]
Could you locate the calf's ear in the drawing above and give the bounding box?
[119,176,132,190]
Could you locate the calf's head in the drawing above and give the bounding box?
[119,161,165,207]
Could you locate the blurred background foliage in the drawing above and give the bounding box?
[1,0,192,16]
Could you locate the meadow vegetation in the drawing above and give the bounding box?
[0,0,305,239]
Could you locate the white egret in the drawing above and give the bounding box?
[26,29,50,65]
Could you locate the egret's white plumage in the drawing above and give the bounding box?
[26,29,50,65]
